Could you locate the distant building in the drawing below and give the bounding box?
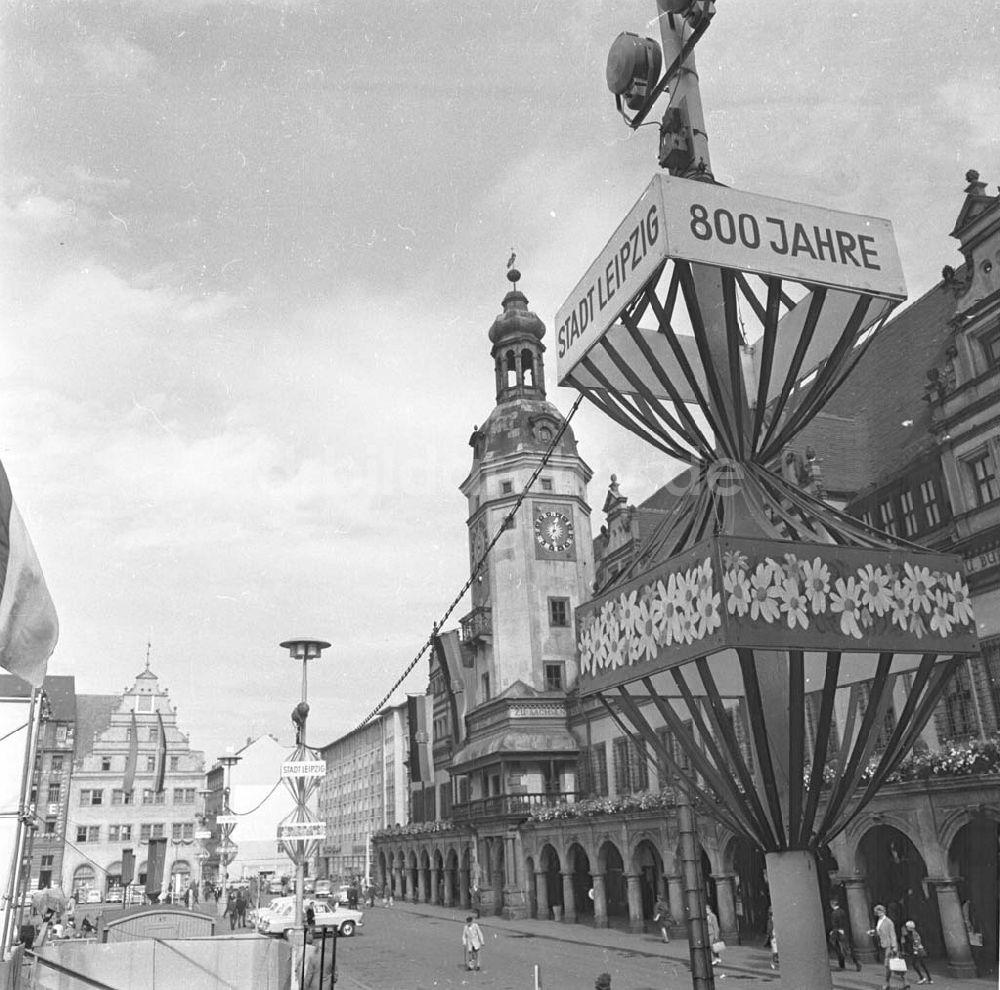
[202,734,299,883]
[62,661,205,901]
[317,700,409,881]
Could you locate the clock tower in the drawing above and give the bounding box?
[459,269,594,701]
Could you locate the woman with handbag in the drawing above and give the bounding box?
[706,904,724,967]
[902,921,933,985]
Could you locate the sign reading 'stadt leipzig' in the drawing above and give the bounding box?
[555,174,906,386]
[277,822,327,841]
[280,760,326,778]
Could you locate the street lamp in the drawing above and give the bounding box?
[217,755,242,900]
[278,638,330,932]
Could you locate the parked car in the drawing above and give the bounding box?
[105,887,124,903]
[257,896,363,939]
[267,878,284,895]
[314,879,332,897]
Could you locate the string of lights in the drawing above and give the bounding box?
[355,393,585,731]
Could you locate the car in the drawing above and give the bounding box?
[105,887,124,903]
[267,878,284,895]
[84,890,102,904]
[257,896,364,939]
[303,878,315,894]
[314,879,332,897]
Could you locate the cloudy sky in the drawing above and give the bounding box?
[2,1,997,761]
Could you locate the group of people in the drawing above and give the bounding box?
[225,886,252,929]
[870,903,933,988]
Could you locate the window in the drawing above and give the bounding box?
[613,736,649,793]
[860,510,875,530]
[590,742,609,796]
[41,855,53,868]
[47,783,61,803]
[146,755,157,772]
[170,756,180,771]
[920,478,941,528]
[151,823,164,839]
[171,823,194,841]
[878,499,897,535]
[935,662,979,740]
[541,478,553,492]
[544,663,564,692]
[112,789,133,805]
[173,788,196,805]
[50,755,64,774]
[90,789,103,806]
[109,824,132,842]
[899,490,917,537]
[501,481,513,495]
[548,598,570,627]
[142,789,165,805]
[43,820,56,835]
[55,724,69,745]
[101,757,112,772]
[139,824,151,842]
[481,672,490,701]
[970,451,1000,506]
[982,328,1000,367]
[76,826,100,843]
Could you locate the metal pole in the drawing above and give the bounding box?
[295,654,308,931]
[677,783,714,990]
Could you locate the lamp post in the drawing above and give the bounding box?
[217,755,242,901]
[278,638,330,931]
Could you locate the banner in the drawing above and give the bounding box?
[431,630,466,744]
[0,460,59,688]
[122,712,138,794]
[406,694,431,783]
[145,837,167,899]
[121,848,135,887]
[153,711,167,794]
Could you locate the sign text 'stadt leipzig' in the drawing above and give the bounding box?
[555,174,906,385]
[277,822,327,841]
[280,760,327,778]
[215,814,238,826]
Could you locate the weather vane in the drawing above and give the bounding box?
[506,248,519,287]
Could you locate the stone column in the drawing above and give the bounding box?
[667,874,686,937]
[842,877,872,958]
[430,865,441,905]
[625,874,644,934]
[766,850,832,990]
[392,866,403,901]
[408,867,418,902]
[712,873,739,944]
[592,874,608,929]
[534,870,549,921]
[443,868,454,907]
[561,872,577,923]
[417,866,428,903]
[927,877,976,978]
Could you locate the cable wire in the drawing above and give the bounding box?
[354,393,585,730]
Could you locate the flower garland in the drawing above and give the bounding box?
[373,820,456,839]
[578,552,974,675]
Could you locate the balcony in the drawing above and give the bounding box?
[459,606,492,644]
[451,790,578,825]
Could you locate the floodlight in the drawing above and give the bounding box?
[606,32,662,112]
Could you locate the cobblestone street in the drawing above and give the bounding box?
[327,901,996,990]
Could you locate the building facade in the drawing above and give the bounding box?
[62,662,205,901]
[317,700,408,881]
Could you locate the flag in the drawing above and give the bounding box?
[432,630,466,744]
[153,710,167,794]
[123,712,138,794]
[406,694,431,784]
[121,848,135,887]
[145,836,167,900]
[0,460,58,688]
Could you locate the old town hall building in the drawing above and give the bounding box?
[370,173,1000,980]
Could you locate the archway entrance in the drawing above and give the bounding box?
[600,841,628,919]
[567,843,593,921]
[728,835,769,937]
[858,826,939,955]
[540,844,561,920]
[950,816,999,976]
[634,839,664,922]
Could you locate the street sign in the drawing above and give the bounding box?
[215,815,238,826]
[556,174,906,387]
[280,760,326,778]
[277,822,327,841]
[194,829,212,840]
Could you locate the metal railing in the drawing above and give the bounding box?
[459,606,492,643]
[450,791,578,823]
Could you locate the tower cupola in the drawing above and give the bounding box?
[488,267,547,402]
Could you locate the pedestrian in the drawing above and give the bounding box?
[462,913,484,971]
[769,924,779,970]
[595,974,612,990]
[653,898,671,943]
[236,888,248,928]
[829,897,862,971]
[706,904,723,967]
[901,921,933,985]
[869,904,902,990]
[65,896,76,927]
[227,890,239,931]
[80,916,95,936]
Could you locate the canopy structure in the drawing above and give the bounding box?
[557,173,977,854]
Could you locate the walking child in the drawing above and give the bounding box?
[902,920,933,985]
[462,914,484,972]
[653,898,672,943]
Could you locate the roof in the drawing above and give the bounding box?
[74,694,120,762]
[817,280,954,492]
[0,675,76,721]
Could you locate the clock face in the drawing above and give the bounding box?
[534,510,574,553]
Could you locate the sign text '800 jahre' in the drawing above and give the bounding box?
[555,174,906,386]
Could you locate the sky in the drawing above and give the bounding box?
[1,1,998,763]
